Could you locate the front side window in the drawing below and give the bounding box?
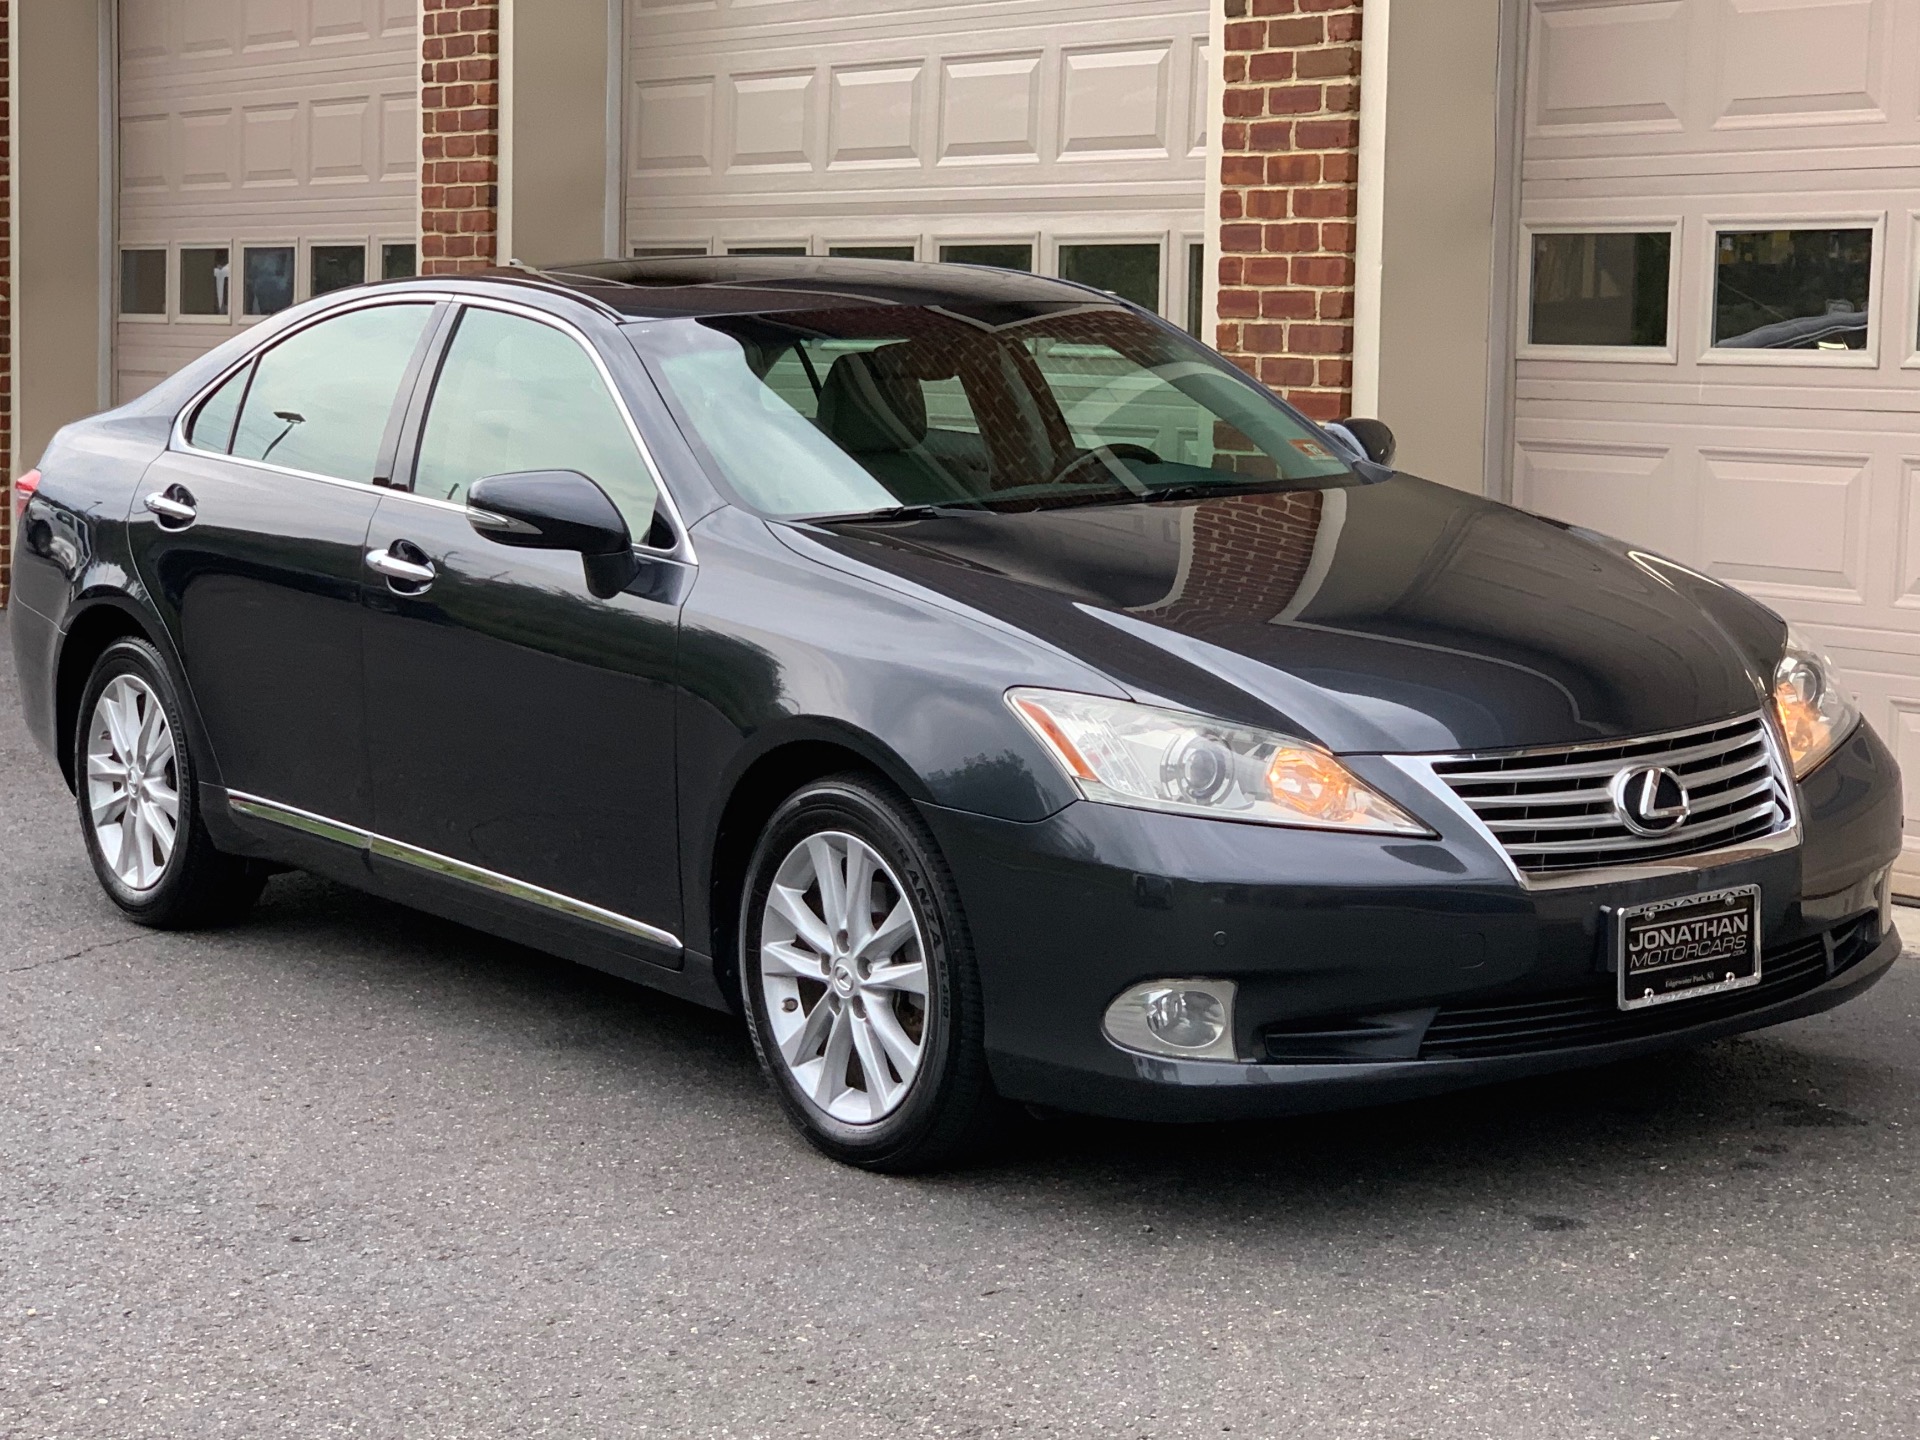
[1713,228,1872,351]
[641,304,1353,519]
[229,304,431,481]
[412,308,659,535]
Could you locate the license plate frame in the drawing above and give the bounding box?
[1615,884,1762,1012]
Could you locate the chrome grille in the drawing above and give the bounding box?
[1429,713,1791,877]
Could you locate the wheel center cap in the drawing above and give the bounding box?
[830,960,858,997]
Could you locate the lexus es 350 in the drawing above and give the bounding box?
[9,258,1902,1171]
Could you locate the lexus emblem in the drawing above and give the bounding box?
[1610,765,1691,837]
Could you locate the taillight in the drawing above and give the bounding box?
[12,469,40,525]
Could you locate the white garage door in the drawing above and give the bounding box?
[624,0,1212,327]
[1510,0,1920,882]
[115,0,420,402]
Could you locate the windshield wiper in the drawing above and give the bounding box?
[798,502,988,524]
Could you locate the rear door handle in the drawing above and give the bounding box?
[366,542,437,592]
[143,487,197,528]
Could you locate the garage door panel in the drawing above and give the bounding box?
[1517,0,1920,880]
[1715,0,1889,129]
[117,0,417,403]
[1512,436,1675,543]
[1696,447,1871,601]
[626,0,1208,279]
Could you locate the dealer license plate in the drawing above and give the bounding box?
[1615,884,1762,1011]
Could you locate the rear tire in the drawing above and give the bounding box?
[740,773,1001,1172]
[74,638,268,929]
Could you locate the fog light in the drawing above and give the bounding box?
[1103,979,1238,1062]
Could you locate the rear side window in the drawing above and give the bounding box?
[187,363,251,453]
[229,304,432,482]
[412,308,658,534]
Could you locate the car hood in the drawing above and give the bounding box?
[786,474,1786,756]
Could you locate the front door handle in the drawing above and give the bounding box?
[143,486,197,528]
[366,543,437,592]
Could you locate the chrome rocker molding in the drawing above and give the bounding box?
[225,790,683,952]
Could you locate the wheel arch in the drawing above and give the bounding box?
[701,723,933,1010]
[53,599,211,794]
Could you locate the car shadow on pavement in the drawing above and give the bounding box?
[210,867,1905,1237]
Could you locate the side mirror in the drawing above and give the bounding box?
[468,469,642,599]
[1326,417,1397,468]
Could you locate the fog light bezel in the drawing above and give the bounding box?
[1103,978,1240,1062]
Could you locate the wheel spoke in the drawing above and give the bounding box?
[865,1000,923,1079]
[127,806,153,888]
[135,693,167,768]
[855,897,917,965]
[767,883,834,956]
[147,780,180,824]
[806,835,848,936]
[103,688,139,764]
[811,1005,854,1108]
[90,789,130,827]
[147,725,177,779]
[142,799,177,856]
[841,841,876,952]
[761,939,827,982]
[864,959,927,997]
[778,994,836,1068]
[849,1012,900,1114]
[86,753,129,783]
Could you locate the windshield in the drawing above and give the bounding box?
[635,304,1356,518]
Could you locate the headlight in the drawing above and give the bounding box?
[1773,628,1859,780]
[1007,688,1429,835]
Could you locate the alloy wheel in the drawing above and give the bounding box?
[84,675,180,892]
[759,830,931,1124]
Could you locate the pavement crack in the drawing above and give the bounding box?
[8,933,148,974]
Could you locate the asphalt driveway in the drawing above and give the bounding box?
[3,614,1917,1438]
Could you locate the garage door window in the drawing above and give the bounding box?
[180,249,230,318]
[244,247,296,317]
[1712,228,1872,352]
[312,245,367,298]
[1058,244,1161,312]
[1528,232,1671,348]
[940,243,1033,271]
[120,249,166,317]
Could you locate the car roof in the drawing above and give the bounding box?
[418,256,1119,321]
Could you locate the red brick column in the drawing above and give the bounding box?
[1217,0,1363,422]
[420,0,499,275]
[0,0,13,609]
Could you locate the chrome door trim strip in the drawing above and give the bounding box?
[225,790,682,951]
[367,833,682,949]
[227,792,371,849]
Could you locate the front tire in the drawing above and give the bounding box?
[75,638,267,929]
[740,773,1000,1172]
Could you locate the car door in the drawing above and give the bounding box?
[129,299,441,827]
[359,300,690,961]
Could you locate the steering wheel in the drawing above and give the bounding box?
[1050,442,1164,487]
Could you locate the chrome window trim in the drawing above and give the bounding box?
[225,789,683,952]
[1385,711,1802,893]
[167,288,698,567]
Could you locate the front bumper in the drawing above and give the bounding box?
[923,717,1903,1122]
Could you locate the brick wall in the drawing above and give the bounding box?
[0,0,12,610]
[420,0,499,275]
[1218,0,1363,423]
